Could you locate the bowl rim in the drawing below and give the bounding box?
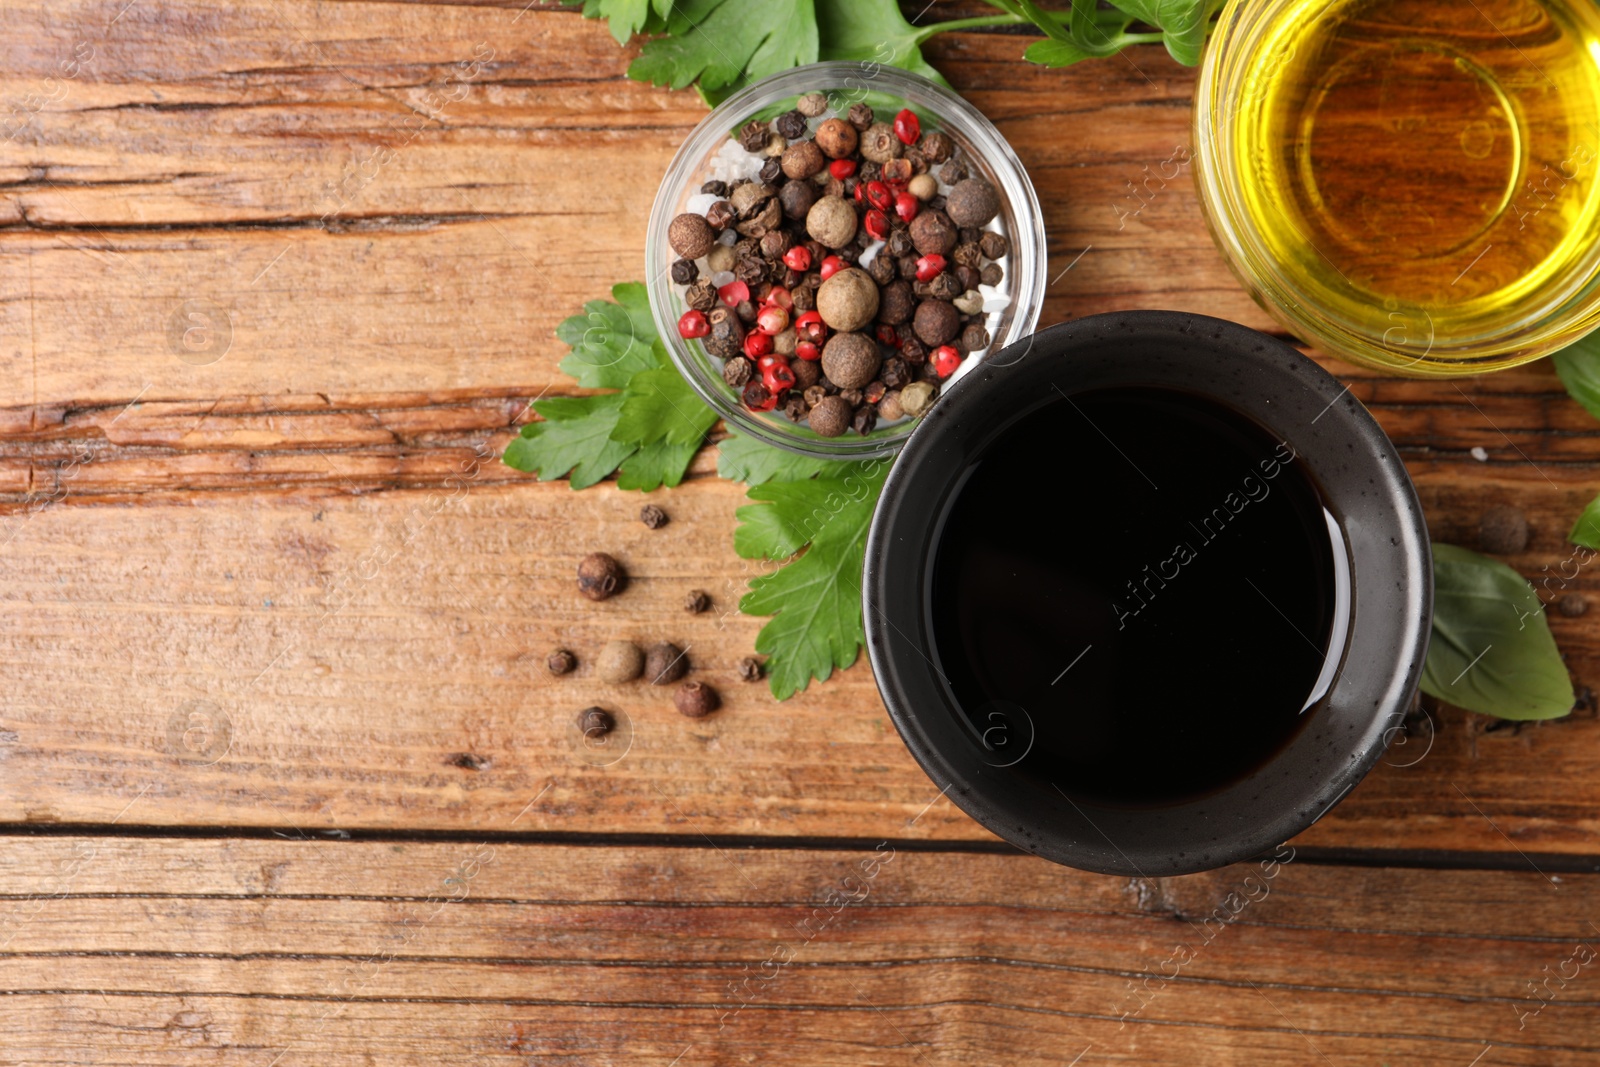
[864,310,1433,876]
[645,60,1047,459]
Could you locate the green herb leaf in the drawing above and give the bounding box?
[562,0,662,44]
[504,394,639,489]
[1422,543,1573,721]
[616,438,702,491]
[814,0,946,85]
[1023,37,1098,67]
[1553,331,1600,422]
[611,343,720,447]
[1111,0,1211,65]
[716,432,838,484]
[555,283,659,389]
[736,463,889,698]
[629,0,819,102]
[1570,494,1600,549]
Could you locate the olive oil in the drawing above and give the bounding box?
[1215,0,1600,371]
[929,389,1345,807]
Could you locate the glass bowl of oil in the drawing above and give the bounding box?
[1195,0,1600,376]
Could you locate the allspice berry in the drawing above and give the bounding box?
[900,381,936,417]
[577,706,614,737]
[577,552,626,601]
[808,395,853,437]
[909,209,958,256]
[645,642,688,685]
[806,195,858,248]
[546,649,576,676]
[738,657,764,683]
[668,213,716,260]
[859,122,902,163]
[815,117,858,159]
[946,178,1000,227]
[597,640,645,684]
[674,680,720,718]
[781,139,826,179]
[879,279,915,325]
[913,299,961,346]
[821,332,882,390]
[815,268,880,332]
[779,178,818,220]
[1479,506,1529,555]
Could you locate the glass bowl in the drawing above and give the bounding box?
[646,61,1046,458]
[1194,0,1600,377]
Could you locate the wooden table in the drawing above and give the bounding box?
[3,2,1599,1063]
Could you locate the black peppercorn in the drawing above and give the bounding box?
[670,258,699,285]
[685,589,711,614]
[779,178,818,220]
[577,552,626,601]
[962,324,990,351]
[547,649,576,675]
[792,284,816,312]
[979,231,1009,259]
[929,272,963,302]
[980,262,1003,286]
[758,230,792,260]
[675,680,720,718]
[879,279,914,324]
[685,280,717,312]
[900,337,927,365]
[774,109,808,139]
[738,656,764,683]
[706,200,736,230]
[758,156,782,184]
[705,308,745,359]
[640,504,668,530]
[922,131,954,163]
[723,355,754,387]
[739,119,770,153]
[803,384,828,408]
[792,357,820,390]
[646,642,689,685]
[858,160,882,183]
[578,706,614,737]
[848,102,875,130]
[868,253,896,286]
[887,229,914,258]
[701,179,729,197]
[852,404,877,436]
[940,158,967,183]
[783,393,809,422]
[734,297,759,323]
[880,356,911,389]
[955,264,982,292]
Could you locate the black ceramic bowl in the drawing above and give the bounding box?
[864,312,1432,876]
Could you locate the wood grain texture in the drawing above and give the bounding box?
[0,3,1598,858]
[0,836,1595,1065]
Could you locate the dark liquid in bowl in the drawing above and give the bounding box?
[930,387,1343,806]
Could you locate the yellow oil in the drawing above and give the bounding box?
[1226,0,1600,370]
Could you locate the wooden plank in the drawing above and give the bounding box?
[0,473,1597,853]
[0,837,1592,1064]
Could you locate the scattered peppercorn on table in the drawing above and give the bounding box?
[3,2,1600,1063]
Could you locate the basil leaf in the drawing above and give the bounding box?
[1422,543,1573,720]
[1553,331,1600,422]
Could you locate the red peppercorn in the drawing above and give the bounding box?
[783,245,812,272]
[757,305,789,336]
[757,354,783,370]
[864,180,894,212]
[718,280,750,307]
[819,255,844,281]
[742,380,777,412]
[762,361,796,393]
[915,253,948,282]
[876,324,900,347]
[893,108,921,145]
[793,310,827,344]
[864,209,891,241]
[932,345,962,378]
[794,340,820,361]
[893,191,920,224]
[828,158,857,180]
[766,285,793,311]
[677,310,709,339]
[743,330,774,358]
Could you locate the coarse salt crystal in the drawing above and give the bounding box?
[685,192,719,216]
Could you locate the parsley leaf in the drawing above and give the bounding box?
[562,0,669,44]
[716,432,836,484]
[1572,495,1600,549]
[617,439,703,491]
[1422,544,1574,720]
[555,283,659,389]
[504,394,638,489]
[1553,330,1600,422]
[611,343,720,447]
[736,462,890,698]
[814,0,946,84]
[630,0,819,102]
